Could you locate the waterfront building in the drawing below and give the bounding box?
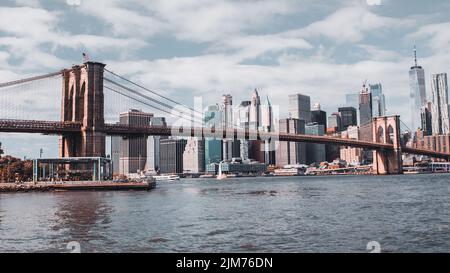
[206,159,267,175]
[276,118,305,166]
[415,133,450,157]
[205,139,222,167]
[359,84,373,126]
[204,104,223,168]
[111,135,121,175]
[431,73,450,135]
[338,106,357,130]
[119,109,153,174]
[305,122,326,165]
[288,93,311,123]
[409,46,427,131]
[370,83,386,117]
[160,138,187,174]
[311,103,327,127]
[340,126,363,165]
[183,138,205,173]
[146,117,167,172]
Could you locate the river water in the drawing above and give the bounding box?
[1,174,450,253]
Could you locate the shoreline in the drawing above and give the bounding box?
[0,181,156,193]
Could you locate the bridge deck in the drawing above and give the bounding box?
[1,119,449,160]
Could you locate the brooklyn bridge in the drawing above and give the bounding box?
[1,61,449,175]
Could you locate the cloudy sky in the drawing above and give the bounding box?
[1,0,450,158]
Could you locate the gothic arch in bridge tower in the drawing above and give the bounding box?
[372,116,403,175]
[387,125,394,144]
[377,126,384,143]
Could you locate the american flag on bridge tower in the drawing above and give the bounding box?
[82,52,90,63]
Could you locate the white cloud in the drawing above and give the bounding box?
[292,6,413,43]
[409,22,450,54]
[0,7,148,70]
[209,34,312,61]
[76,0,301,42]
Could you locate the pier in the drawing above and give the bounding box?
[0,181,156,193]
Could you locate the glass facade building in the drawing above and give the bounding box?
[204,104,223,167]
[359,87,373,126]
[409,48,427,131]
[431,73,450,135]
[338,106,357,130]
[288,94,311,123]
[370,83,386,117]
[305,122,326,165]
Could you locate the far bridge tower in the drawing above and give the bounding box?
[372,116,403,175]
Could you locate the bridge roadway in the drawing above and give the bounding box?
[1,119,449,160]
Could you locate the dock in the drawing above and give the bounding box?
[0,181,156,193]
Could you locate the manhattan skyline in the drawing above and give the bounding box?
[2,0,450,158]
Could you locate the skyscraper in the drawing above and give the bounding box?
[420,103,433,136]
[311,103,327,127]
[249,89,261,129]
[261,95,275,164]
[370,83,386,117]
[222,94,234,161]
[204,104,223,167]
[111,124,121,175]
[119,109,153,174]
[288,94,311,123]
[160,139,187,174]
[409,46,427,131]
[345,93,360,125]
[327,112,342,133]
[146,117,167,172]
[431,73,450,135]
[276,118,305,166]
[338,106,357,130]
[183,138,205,173]
[359,84,373,126]
[305,122,326,164]
[236,100,251,160]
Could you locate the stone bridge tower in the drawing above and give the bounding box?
[372,116,403,175]
[59,62,106,158]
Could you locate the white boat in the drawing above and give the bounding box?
[217,164,228,180]
[154,175,181,182]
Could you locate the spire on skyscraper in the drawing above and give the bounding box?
[414,44,418,67]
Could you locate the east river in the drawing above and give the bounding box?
[1,174,449,253]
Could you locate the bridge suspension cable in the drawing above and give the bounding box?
[0,71,61,89]
[400,119,413,133]
[104,69,205,119]
[0,71,62,121]
[104,77,204,123]
[104,69,240,129]
[104,85,204,125]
